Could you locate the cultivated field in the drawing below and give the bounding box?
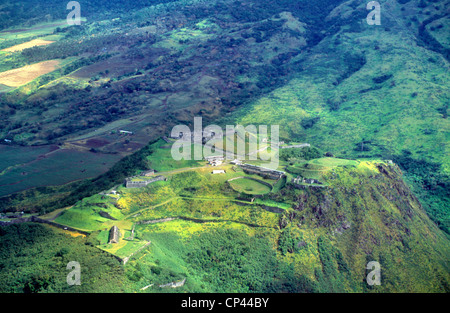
[1,39,54,52]
[0,146,122,197]
[0,60,60,87]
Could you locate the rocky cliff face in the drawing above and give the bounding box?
[277,162,449,292]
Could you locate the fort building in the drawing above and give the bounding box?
[230,159,242,165]
[140,169,155,177]
[206,155,224,166]
[239,164,285,180]
[292,176,322,185]
[108,226,121,244]
[291,176,325,189]
[170,130,216,143]
[125,175,167,188]
[279,143,310,149]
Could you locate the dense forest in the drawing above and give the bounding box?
[0,223,125,292]
[0,0,179,31]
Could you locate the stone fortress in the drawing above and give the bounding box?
[170,129,216,143]
[125,175,167,188]
[108,225,121,244]
[239,163,285,180]
[124,168,167,188]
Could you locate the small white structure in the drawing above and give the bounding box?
[230,159,242,165]
[119,130,133,135]
[206,156,225,166]
[212,170,226,174]
[212,160,223,166]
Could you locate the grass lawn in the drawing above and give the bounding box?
[286,157,360,180]
[148,140,203,172]
[55,195,126,231]
[229,177,272,195]
[308,157,359,168]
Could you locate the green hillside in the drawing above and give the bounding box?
[0,0,448,294]
[2,154,447,293]
[224,0,450,234]
[120,161,450,293]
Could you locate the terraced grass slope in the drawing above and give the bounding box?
[229,177,272,195]
[44,148,449,292]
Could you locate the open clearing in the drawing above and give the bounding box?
[308,157,359,168]
[0,60,60,87]
[286,157,360,180]
[1,39,55,52]
[229,177,272,195]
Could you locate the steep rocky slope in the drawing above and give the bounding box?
[271,162,449,292]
